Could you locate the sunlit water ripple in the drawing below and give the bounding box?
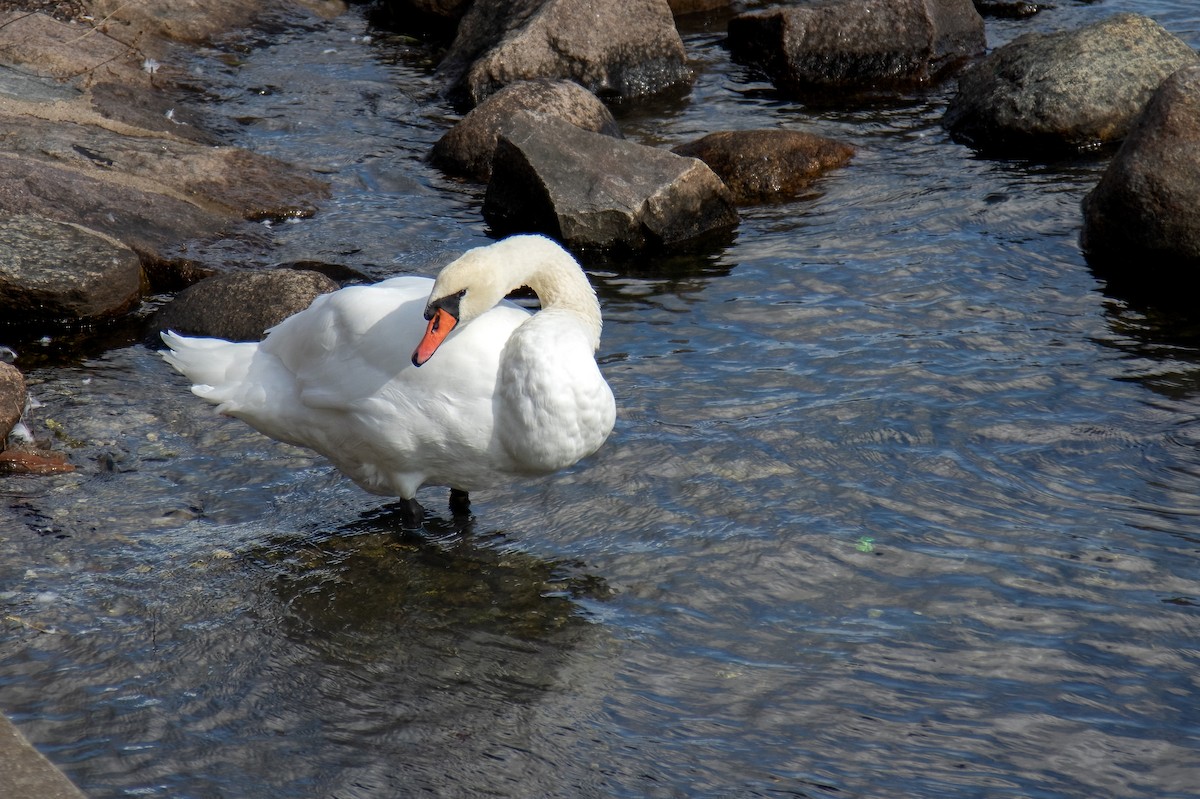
[2,2,1200,798]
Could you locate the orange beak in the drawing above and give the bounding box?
[411,307,458,367]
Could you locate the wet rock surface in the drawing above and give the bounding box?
[0,214,143,325]
[727,0,985,96]
[1081,65,1200,285]
[437,0,691,106]
[671,129,855,205]
[154,269,339,341]
[944,12,1200,156]
[483,112,737,250]
[431,78,621,181]
[0,361,24,444]
[0,5,330,312]
[0,109,326,219]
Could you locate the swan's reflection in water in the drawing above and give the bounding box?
[240,508,617,796]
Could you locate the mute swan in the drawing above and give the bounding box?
[161,235,616,529]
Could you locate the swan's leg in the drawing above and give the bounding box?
[399,497,424,530]
[449,488,470,516]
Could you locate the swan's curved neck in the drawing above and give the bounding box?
[521,257,604,351]
[432,236,605,352]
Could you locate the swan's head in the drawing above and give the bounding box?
[412,235,593,367]
[411,238,531,367]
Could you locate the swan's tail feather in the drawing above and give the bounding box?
[160,330,258,407]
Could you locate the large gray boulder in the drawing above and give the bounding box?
[727,0,985,95]
[944,13,1200,156]
[671,129,854,204]
[1081,66,1200,283]
[483,112,738,250]
[437,0,691,107]
[431,79,621,181]
[154,269,339,341]
[0,215,144,325]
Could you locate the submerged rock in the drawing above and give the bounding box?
[0,447,75,475]
[431,79,621,181]
[483,112,737,250]
[0,215,144,325]
[671,129,854,204]
[944,13,1200,156]
[1081,66,1200,283]
[437,0,691,106]
[154,269,339,341]
[727,0,985,96]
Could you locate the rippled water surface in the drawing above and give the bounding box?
[3,2,1200,797]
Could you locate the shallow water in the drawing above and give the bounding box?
[3,2,1200,797]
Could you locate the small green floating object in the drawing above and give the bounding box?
[855,536,875,553]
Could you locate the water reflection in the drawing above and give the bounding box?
[265,507,611,646]
[1,498,614,798]
[248,514,613,798]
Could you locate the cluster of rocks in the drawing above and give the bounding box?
[0,0,343,470]
[939,11,1200,288]
[2,0,1200,467]
[0,1,342,322]
[422,0,1200,290]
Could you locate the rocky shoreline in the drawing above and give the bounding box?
[0,0,1198,467]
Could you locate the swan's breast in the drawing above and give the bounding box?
[495,310,616,473]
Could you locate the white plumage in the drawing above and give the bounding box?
[161,235,616,525]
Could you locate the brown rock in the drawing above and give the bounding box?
[666,0,729,15]
[88,81,219,144]
[87,0,347,47]
[0,448,75,475]
[432,79,621,181]
[1082,66,1200,281]
[0,157,235,274]
[0,111,327,220]
[671,129,854,204]
[0,10,149,84]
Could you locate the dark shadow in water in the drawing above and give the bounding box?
[583,242,738,317]
[1097,279,1200,399]
[257,503,612,653]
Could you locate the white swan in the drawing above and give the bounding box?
[161,234,616,528]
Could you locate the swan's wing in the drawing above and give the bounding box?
[261,278,431,412]
[261,278,530,416]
